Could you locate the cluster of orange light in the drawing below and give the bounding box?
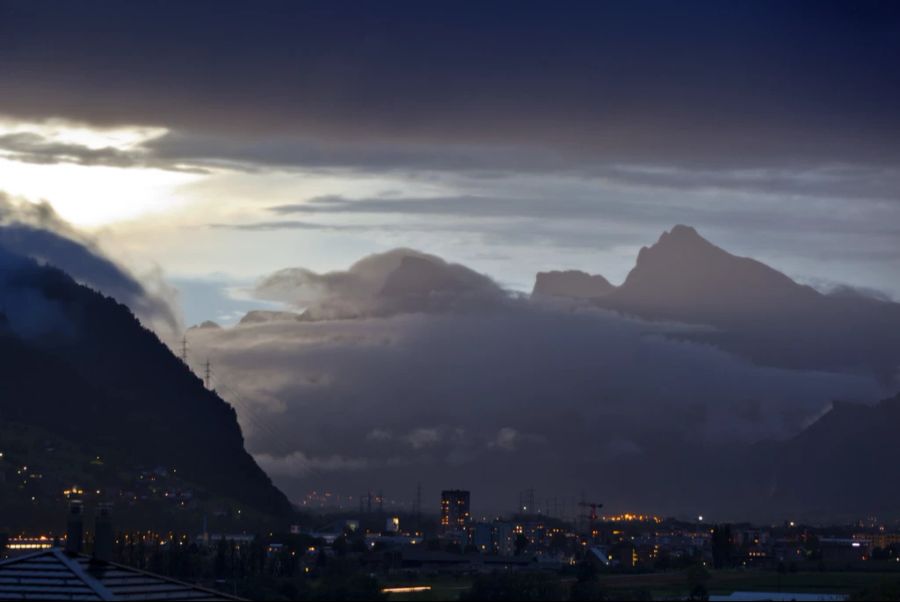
[382,586,432,594]
[62,486,84,498]
[7,535,53,551]
[602,513,661,523]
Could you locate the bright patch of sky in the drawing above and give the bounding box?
[2,118,898,327]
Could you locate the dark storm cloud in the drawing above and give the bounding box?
[274,194,900,231]
[1,1,899,170]
[147,132,568,175]
[209,220,360,232]
[0,193,180,333]
[156,133,900,204]
[0,131,208,173]
[257,193,900,260]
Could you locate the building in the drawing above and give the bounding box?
[493,521,516,556]
[0,500,242,600]
[819,538,868,566]
[861,532,900,550]
[440,490,471,533]
[0,547,242,600]
[385,516,400,533]
[399,549,534,573]
[3,535,54,554]
[472,523,493,553]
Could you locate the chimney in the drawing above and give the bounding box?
[65,500,84,554]
[92,503,113,563]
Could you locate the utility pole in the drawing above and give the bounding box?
[519,488,535,514]
[415,482,422,533]
[180,336,188,364]
[204,359,212,389]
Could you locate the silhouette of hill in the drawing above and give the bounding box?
[380,254,488,298]
[238,310,305,325]
[531,270,614,300]
[595,225,900,379]
[376,253,505,314]
[763,391,900,518]
[0,244,292,517]
[189,320,223,330]
[610,225,821,315]
[254,248,507,320]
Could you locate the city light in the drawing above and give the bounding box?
[382,586,432,594]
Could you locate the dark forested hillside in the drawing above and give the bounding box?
[764,391,900,518]
[0,245,292,517]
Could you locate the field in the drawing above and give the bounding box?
[383,569,900,600]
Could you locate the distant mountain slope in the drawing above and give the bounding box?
[189,320,223,330]
[380,254,490,298]
[531,270,614,300]
[762,391,900,518]
[0,244,292,517]
[254,248,507,320]
[596,225,900,379]
[610,225,821,316]
[238,310,305,325]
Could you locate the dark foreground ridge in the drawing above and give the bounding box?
[0,243,292,518]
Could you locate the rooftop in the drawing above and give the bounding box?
[0,547,242,601]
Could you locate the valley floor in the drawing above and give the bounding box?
[382,569,900,601]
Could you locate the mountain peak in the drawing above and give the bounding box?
[663,224,703,242]
[238,310,304,325]
[379,254,465,297]
[189,320,222,330]
[632,224,723,274]
[652,224,714,252]
[532,270,614,300]
[378,253,503,303]
[613,225,818,317]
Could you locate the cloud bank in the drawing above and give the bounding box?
[187,250,883,517]
[253,248,509,320]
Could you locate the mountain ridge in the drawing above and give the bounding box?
[534,225,900,379]
[0,243,293,518]
[531,270,614,300]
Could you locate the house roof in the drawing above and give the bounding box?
[0,547,242,600]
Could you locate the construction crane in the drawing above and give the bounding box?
[578,501,604,536]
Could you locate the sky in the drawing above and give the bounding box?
[0,0,899,327]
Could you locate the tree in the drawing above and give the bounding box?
[311,574,386,601]
[711,524,733,569]
[570,561,606,601]
[515,533,529,556]
[685,564,710,601]
[851,580,900,601]
[462,572,565,601]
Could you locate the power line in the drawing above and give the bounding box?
[179,335,317,479]
[415,483,422,532]
[203,358,212,389]
[215,381,309,472]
